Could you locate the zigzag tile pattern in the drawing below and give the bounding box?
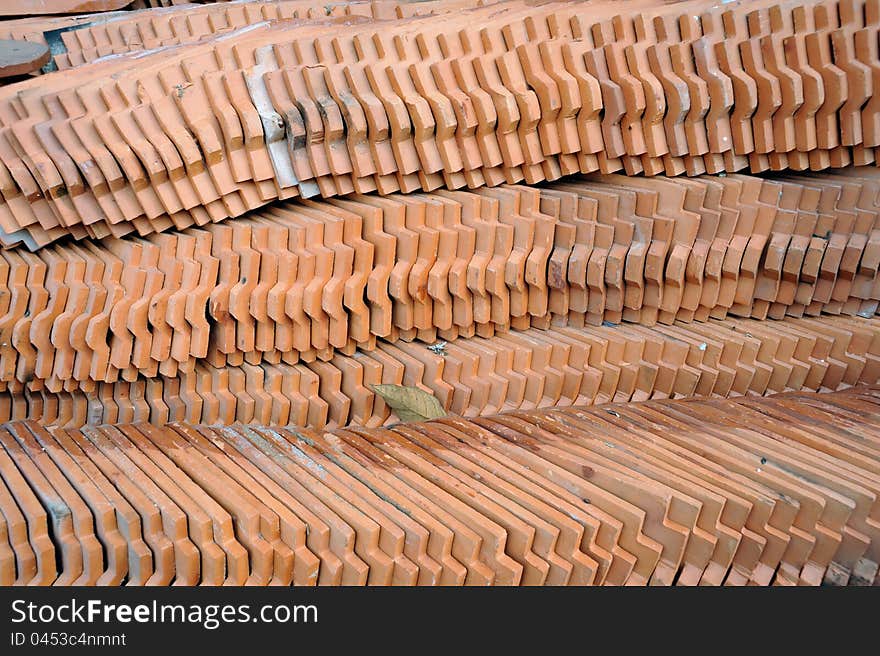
[0,386,878,586]
[5,0,880,247]
[0,314,876,428]
[0,0,879,589]
[0,1,485,73]
[1,172,879,392]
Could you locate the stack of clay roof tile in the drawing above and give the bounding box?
[1,313,875,429]
[0,386,878,586]
[0,172,878,400]
[0,0,486,73]
[0,0,879,589]
[6,0,880,248]
[0,0,295,18]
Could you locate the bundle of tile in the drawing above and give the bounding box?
[1,386,878,586]
[1,314,875,429]
[0,0,879,587]
[0,0,484,72]
[3,0,880,249]
[0,172,878,399]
